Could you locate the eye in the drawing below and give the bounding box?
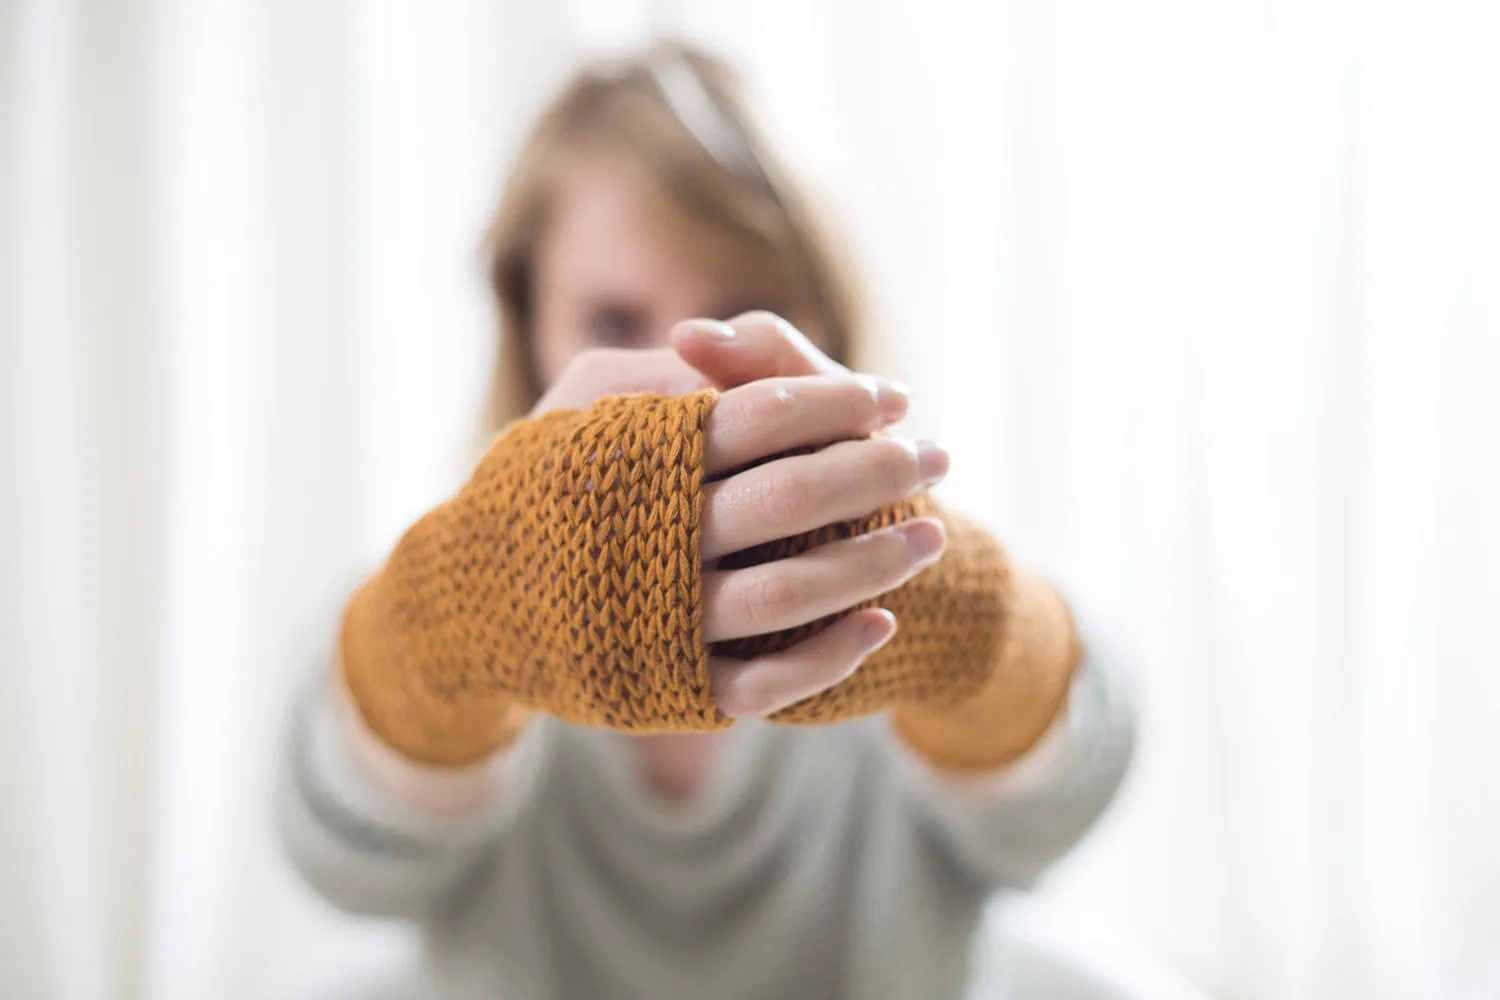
[586,305,644,347]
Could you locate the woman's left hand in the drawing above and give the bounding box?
[671,311,855,387]
[670,311,941,720]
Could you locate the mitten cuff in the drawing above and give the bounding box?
[891,568,1081,773]
[340,391,723,765]
[341,577,531,766]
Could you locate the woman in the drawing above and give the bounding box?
[278,42,1135,1000]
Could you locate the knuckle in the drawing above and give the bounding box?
[568,348,626,384]
[738,382,798,440]
[876,529,916,578]
[741,570,802,630]
[838,376,882,427]
[756,469,815,525]
[570,348,609,373]
[869,438,920,486]
[737,308,787,329]
[714,670,767,717]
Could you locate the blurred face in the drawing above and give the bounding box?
[530,152,822,388]
[525,152,832,796]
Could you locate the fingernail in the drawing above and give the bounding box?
[858,611,897,657]
[875,379,909,425]
[900,519,946,568]
[677,318,736,342]
[917,440,949,488]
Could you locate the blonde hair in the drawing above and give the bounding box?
[480,41,869,431]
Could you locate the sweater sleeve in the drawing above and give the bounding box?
[274,662,552,919]
[884,600,1137,891]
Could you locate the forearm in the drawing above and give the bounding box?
[332,660,519,819]
[276,661,546,918]
[887,628,1137,889]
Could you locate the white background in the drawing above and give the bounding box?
[3,1,1498,998]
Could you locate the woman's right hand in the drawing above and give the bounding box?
[533,346,951,721]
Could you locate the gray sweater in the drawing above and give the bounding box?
[277,626,1134,1000]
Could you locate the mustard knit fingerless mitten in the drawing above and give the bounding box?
[341,391,1078,767]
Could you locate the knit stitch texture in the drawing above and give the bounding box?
[341,391,1072,767]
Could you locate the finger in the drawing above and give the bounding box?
[701,436,949,561]
[711,608,897,718]
[700,517,947,642]
[702,374,909,477]
[531,347,711,415]
[671,311,847,389]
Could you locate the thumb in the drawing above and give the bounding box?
[531,348,712,416]
[671,311,849,389]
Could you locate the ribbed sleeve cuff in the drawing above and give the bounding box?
[283,666,550,858]
[885,609,1137,888]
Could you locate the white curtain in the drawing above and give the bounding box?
[3,1,1497,998]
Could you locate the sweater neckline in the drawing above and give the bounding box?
[563,719,804,841]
